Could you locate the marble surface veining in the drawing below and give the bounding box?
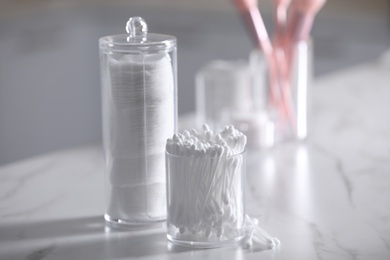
[0,55,390,259]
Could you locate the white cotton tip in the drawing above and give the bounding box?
[243,227,256,249]
[190,128,198,136]
[191,136,199,143]
[245,216,276,245]
[234,128,240,137]
[228,125,235,133]
[272,238,281,247]
[220,128,229,139]
[183,130,191,138]
[219,140,227,147]
[252,218,259,226]
[166,142,173,153]
[215,134,222,143]
[252,226,276,246]
[205,130,213,142]
[183,140,192,147]
[197,142,204,150]
[202,124,210,132]
[173,134,180,142]
[177,138,183,146]
[244,238,253,249]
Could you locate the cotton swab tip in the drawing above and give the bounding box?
[233,0,258,11]
[292,0,326,14]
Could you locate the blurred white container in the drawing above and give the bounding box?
[196,59,274,149]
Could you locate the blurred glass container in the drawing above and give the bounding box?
[251,40,312,143]
[196,60,274,149]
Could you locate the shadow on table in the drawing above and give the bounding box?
[0,216,105,242]
[0,216,244,258]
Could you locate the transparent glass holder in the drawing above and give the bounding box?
[100,17,177,228]
[272,40,312,142]
[196,60,273,150]
[165,151,246,248]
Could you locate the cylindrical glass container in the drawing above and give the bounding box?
[196,60,274,149]
[196,60,253,130]
[251,39,312,143]
[99,17,177,227]
[166,151,246,248]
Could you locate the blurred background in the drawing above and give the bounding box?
[0,0,389,165]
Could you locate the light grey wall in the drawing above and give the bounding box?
[0,8,102,165]
[0,2,389,165]
[0,4,255,165]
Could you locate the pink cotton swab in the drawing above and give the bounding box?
[280,0,326,136]
[287,0,326,42]
[273,0,291,46]
[233,0,273,56]
[233,0,295,133]
[284,0,326,102]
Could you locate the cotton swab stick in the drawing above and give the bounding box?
[283,0,326,89]
[287,0,326,42]
[244,215,280,249]
[233,0,273,56]
[233,0,297,135]
[273,0,291,46]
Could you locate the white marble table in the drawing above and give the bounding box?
[1,55,390,259]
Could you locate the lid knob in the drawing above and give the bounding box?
[126,17,148,38]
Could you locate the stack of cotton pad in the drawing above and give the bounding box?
[106,52,174,221]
